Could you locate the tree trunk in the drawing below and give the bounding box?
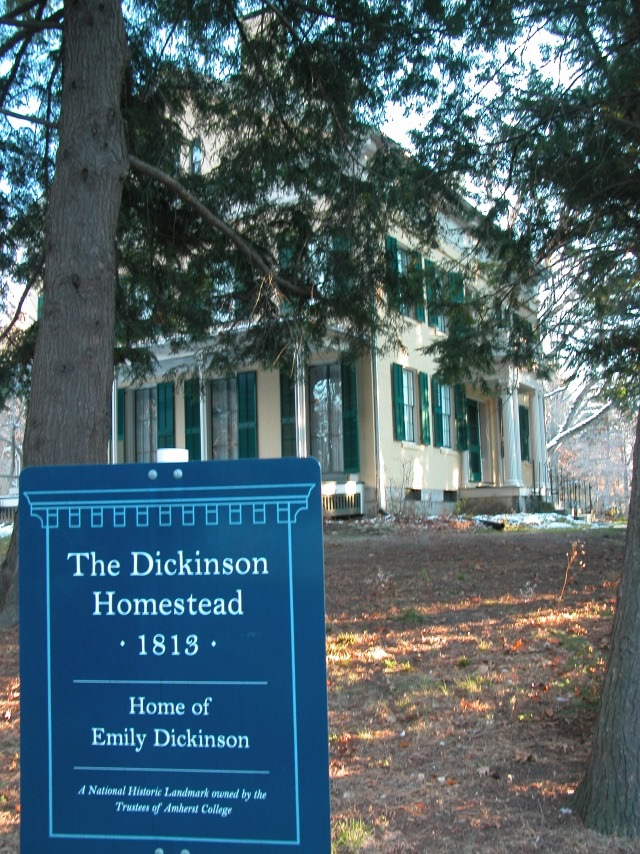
[573,405,640,835]
[0,0,128,626]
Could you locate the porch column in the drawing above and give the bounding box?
[295,351,308,458]
[529,387,547,492]
[110,379,118,464]
[199,369,209,461]
[502,382,523,486]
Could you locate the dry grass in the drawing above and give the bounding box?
[3,522,640,852]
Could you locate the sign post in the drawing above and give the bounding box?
[19,458,330,852]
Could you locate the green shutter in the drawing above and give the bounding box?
[385,235,400,307]
[454,384,468,450]
[184,378,201,461]
[342,362,359,472]
[280,371,297,457]
[449,271,464,304]
[519,404,530,461]
[412,253,426,320]
[156,381,175,449]
[416,255,427,323]
[279,243,295,274]
[431,376,444,448]
[392,363,405,441]
[419,372,430,444]
[425,260,444,330]
[237,371,257,458]
[467,399,483,482]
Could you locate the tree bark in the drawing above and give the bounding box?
[573,405,640,835]
[0,0,128,626]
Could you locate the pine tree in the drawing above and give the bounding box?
[0,2,465,620]
[405,0,640,836]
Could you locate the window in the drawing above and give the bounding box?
[432,377,452,448]
[385,236,425,321]
[511,314,537,366]
[305,233,353,300]
[134,382,174,462]
[190,139,203,174]
[425,261,446,332]
[454,384,468,451]
[402,368,416,442]
[210,372,257,460]
[519,404,530,461]
[467,399,483,483]
[309,363,359,474]
[210,378,237,460]
[392,364,430,444]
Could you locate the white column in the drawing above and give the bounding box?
[502,381,523,486]
[110,378,118,464]
[529,387,547,492]
[295,352,308,458]
[199,375,209,461]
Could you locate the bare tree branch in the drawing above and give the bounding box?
[0,0,44,25]
[0,106,57,128]
[547,400,612,451]
[0,250,44,345]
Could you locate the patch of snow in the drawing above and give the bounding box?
[475,512,598,530]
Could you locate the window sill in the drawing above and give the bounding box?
[437,446,458,457]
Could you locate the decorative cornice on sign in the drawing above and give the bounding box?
[23,482,316,530]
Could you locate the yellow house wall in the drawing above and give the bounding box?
[375,320,463,499]
[256,369,283,458]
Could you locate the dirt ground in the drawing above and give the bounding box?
[2,518,640,852]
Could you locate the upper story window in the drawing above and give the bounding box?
[190,139,203,175]
[424,261,446,332]
[386,237,467,331]
[385,236,426,322]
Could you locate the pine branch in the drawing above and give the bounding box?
[0,0,58,109]
[128,155,312,300]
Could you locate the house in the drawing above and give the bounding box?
[112,211,547,517]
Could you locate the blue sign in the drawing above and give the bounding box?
[19,458,330,852]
